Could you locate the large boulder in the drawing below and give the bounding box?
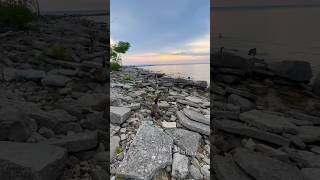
[41,74,71,87]
[16,69,46,82]
[233,148,305,180]
[312,72,320,96]
[115,122,173,179]
[269,60,313,82]
[110,106,131,125]
[0,107,33,142]
[213,52,253,73]
[43,131,98,152]
[171,153,189,179]
[0,141,67,180]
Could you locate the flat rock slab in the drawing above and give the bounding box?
[301,168,320,180]
[166,128,201,155]
[234,148,304,180]
[162,121,177,128]
[185,96,203,104]
[110,106,131,125]
[158,101,170,108]
[0,141,67,180]
[213,155,251,180]
[298,126,320,142]
[239,110,298,134]
[43,131,98,152]
[215,120,289,146]
[41,74,71,87]
[110,136,120,160]
[77,93,109,111]
[183,108,210,125]
[177,99,201,108]
[115,123,173,180]
[177,111,210,136]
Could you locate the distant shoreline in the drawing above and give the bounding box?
[124,62,210,68]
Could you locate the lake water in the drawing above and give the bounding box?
[140,63,210,84]
[212,6,320,76]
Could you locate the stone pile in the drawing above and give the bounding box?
[110,67,210,180]
[0,16,109,180]
[212,51,320,180]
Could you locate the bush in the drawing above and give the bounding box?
[111,62,121,71]
[0,0,35,29]
[123,73,133,81]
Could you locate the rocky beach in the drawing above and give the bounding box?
[110,67,210,179]
[212,51,320,180]
[0,16,110,180]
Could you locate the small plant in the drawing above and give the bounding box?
[115,146,122,155]
[115,176,122,180]
[0,0,36,30]
[123,73,133,81]
[111,61,121,71]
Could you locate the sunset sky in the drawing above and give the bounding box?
[111,0,210,65]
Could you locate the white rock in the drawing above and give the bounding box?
[172,153,189,179]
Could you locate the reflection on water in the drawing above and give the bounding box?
[213,6,320,75]
[141,63,210,84]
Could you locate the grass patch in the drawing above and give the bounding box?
[115,145,122,155]
[111,61,121,71]
[115,176,122,180]
[0,1,36,30]
[123,73,133,81]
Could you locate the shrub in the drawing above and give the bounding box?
[123,73,133,81]
[111,61,121,71]
[115,146,122,155]
[0,0,36,29]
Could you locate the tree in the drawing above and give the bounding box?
[111,41,131,64]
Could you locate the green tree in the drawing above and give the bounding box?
[111,41,131,64]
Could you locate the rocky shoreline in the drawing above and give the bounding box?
[212,51,320,180]
[0,16,110,180]
[110,67,210,180]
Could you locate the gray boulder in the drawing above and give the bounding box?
[115,122,173,180]
[41,74,71,87]
[0,141,67,180]
[16,69,46,81]
[171,153,189,179]
[233,148,305,180]
[269,60,313,82]
[43,131,98,152]
[183,108,210,125]
[0,107,33,141]
[110,106,131,125]
[313,72,320,96]
[228,94,255,112]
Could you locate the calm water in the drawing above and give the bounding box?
[141,63,210,84]
[213,6,320,76]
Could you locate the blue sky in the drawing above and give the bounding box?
[111,0,210,65]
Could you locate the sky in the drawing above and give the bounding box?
[111,0,210,65]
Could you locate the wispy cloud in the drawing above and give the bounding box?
[121,33,210,65]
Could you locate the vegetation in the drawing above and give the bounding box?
[123,73,133,81]
[0,0,39,29]
[110,41,131,64]
[111,61,122,71]
[115,145,122,155]
[115,176,122,180]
